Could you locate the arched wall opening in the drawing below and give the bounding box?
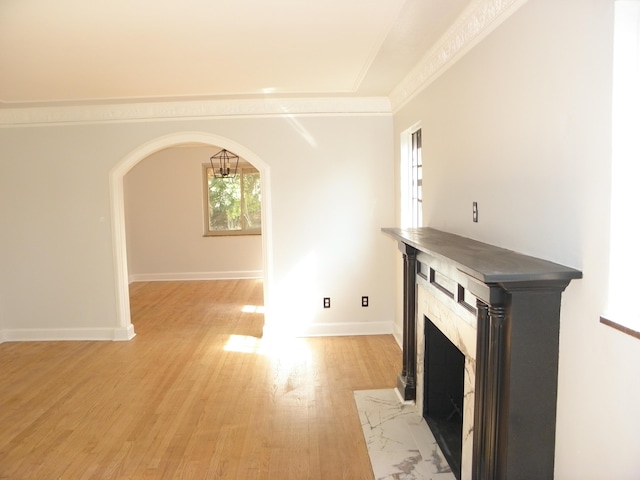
[109,132,273,339]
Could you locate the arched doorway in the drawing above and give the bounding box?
[109,132,272,338]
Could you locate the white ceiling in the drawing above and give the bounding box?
[0,0,472,107]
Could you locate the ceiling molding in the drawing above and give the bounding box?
[389,0,529,111]
[0,0,529,126]
[0,97,391,127]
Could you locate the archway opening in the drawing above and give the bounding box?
[109,132,272,339]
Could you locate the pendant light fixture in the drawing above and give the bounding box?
[210,148,239,178]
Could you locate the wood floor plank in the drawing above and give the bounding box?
[0,280,401,479]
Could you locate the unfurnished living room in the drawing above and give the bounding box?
[1,1,639,479]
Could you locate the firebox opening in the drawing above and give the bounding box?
[423,316,465,480]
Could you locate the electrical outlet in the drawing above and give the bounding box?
[473,202,478,222]
[362,296,369,307]
[323,297,331,308]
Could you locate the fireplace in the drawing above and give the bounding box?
[424,316,465,479]
[382,227,582,480]
[414,274,477,480]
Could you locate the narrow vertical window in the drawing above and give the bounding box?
[604,0,640,334]
[411,128,423,227]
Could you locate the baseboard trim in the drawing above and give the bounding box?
[1,321,390,342]
[263,321,393,338]
[1,326,136,342]
[128,271,263,283]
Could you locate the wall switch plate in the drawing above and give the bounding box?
[362,296,369,307]
[473,202,478,222]
[323,297,330,308]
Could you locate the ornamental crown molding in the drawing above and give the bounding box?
[0,0,528,126]
[389,0,529,111]
[0,97,392,127]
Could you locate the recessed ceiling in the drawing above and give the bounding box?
[0,0,471,107]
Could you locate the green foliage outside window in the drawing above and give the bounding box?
[205,166,261,235]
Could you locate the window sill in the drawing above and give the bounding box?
[600,316,640,341]
[203,231,262,237]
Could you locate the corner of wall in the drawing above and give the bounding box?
[392,323,403,349]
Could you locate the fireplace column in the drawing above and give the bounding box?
[472,283,571,480]
[397,242,417,401]
[473,300,507,480]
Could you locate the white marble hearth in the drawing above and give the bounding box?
[353,389,455,480]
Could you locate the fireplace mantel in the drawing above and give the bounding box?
[382,227,582,480]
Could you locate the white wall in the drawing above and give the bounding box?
[124,145,263,281]
[0,112,395,340]
[393,0,640,477]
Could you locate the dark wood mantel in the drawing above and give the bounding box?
[382,227,582,480]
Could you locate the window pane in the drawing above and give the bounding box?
[607,0,640,331]
[242,171,262,230]
[411,128,423,227]
[207,169,242,231]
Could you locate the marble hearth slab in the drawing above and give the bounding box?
[354,389,455,480]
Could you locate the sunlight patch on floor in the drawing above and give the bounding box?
[223,334,312,369]
[242,304,265,313]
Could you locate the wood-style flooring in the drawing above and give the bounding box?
[0,280,401,479]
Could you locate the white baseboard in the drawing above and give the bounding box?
[263,321,393,338]
[0,320,390,342]
[128,271,263,283]
[1,326,136,342]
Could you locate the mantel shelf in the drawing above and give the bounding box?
[382,227,582,285]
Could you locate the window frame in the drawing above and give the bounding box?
[410,128,423,228]
[401,124,423,228]
[603,0,640,337]
[202,163,262,237]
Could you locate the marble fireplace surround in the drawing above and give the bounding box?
[382,228,582,480]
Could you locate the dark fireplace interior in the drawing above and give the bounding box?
[423,316,465,480]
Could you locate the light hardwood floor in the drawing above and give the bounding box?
[0,280,401,479]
